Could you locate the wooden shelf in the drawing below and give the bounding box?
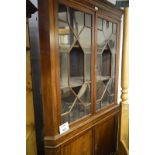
[60,81,69,89]
[60,76,111,89]
[70,76,83,87]
[59,45,91,52]
[96,76,110,82]
[60,77,83,89]
[59,28,70,35]
[60,77,91,89]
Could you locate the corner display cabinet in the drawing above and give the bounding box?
[37,0,123,154]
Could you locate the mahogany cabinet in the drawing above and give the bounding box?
[37,0,123,154]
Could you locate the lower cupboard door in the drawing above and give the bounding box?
[95,116,118,155]
[61,130,93,155]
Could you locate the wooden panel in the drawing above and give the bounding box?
[26,19,30,49]
[26,49,35,126]
[38,0,61,136]
[118,140,128,155]
[120,104,129,147]
[61,130,93,155]
[95,116,117,155]
[26,19,37,155]
[26,20,35,126]
[26,126,37,155]
[45,147,61,155]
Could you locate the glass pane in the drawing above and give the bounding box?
[79,27,91,53]
[60,53,68,88]
[58,4,67,22]
[70,100,85,122]
[61,88,76,114]
[74,11,84,35]
[96,47,111,79]
[69,100,91,123]
[97,18,103,30]
[85,13,92,27]
[103,20,112,40]
[86,53,91,81]
[109,34,117,53]
[109,94,114,103]
[96,54,102,81]
[79,83,91,103]
[69,44,84,86]
[107,78,115,97]
[101,91,110,107]
[113,23,117,34]
[111,78,115,94]
[108,33,116,98]
[67,8,84,36]
[71,84,91,119]
[96,102,101,111]
[59,21,76,53]
[96,81,106,101]
[109,34,116,79]
[61,115,69,124]
[102,47,111,77]
[97,30,106,53]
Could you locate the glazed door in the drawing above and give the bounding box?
[58,3,94,125]
[95,16,117,111]
[95,116,118,155]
